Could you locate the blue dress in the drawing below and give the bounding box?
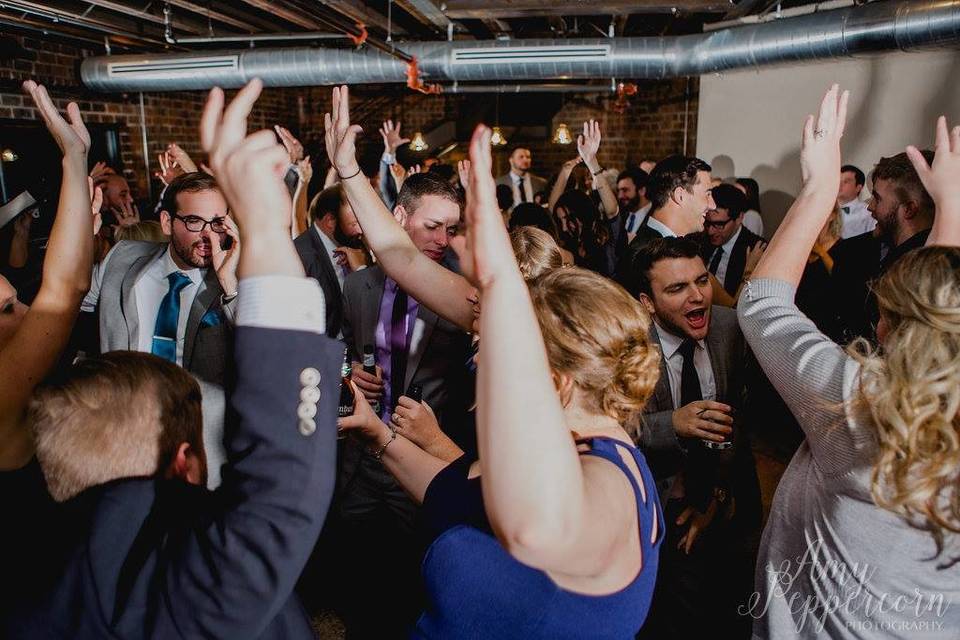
[414,436,663,639]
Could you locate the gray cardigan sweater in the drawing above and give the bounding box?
[737,278,959,640]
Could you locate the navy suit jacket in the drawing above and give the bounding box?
[6,326,343,639]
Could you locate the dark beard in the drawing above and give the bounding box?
[172,236,211,269]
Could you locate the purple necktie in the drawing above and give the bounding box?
[390,288,409,411]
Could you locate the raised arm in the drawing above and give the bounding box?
[907,116,960,248]
[0,81,93,471]
[546,157,581,213]
[324,86,474,331]
[455,126,597,569]
[751,85,848,287]
[577,120,619,218]
[165,79,340,637]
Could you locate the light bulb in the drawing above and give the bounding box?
[1,149,17,162]
[552,123,573,145]
[490,126,508,146]
[409,131,429,152]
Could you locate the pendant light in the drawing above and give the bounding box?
[552,123,573,145]
[409,131,429,152]
[490,93,507,146]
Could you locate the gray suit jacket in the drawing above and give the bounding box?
[91,240,235,386]
[637,307,753,505]
[495,172,548,204]
[338,265,472,492]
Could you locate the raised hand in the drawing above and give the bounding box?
[211,215,240,295]
[380,119,410,155]
[576,120,602,172]
[906,116,960,208]
[156,149,184,186]
[799,84,849,187]
[450,125,518,290]
[167,143,198,173]
[87,176,103,236]
[201,79,292,239]
[110,200,140,229]
[22,80,90,159]
[333,246,367,272]
[323,86,364,177]
[389,162,407,190]
[89,160,115,182]
[457,159,471,191]
[275,125,304,164]
[296,155,313,185]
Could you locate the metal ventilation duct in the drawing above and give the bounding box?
[81,0,960,92]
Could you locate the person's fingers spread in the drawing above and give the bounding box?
[951,124,960,152]
[836,89,849,139]
[221,78,263,140]
[905,146,931,177]
[934,115,949,151]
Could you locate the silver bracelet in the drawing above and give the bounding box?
[371,428,397,460]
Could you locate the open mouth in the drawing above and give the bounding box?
[424,249,444,261]
[195,242,212,258]
[685,307,707,330]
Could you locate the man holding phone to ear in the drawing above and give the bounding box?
[80,171,239,387]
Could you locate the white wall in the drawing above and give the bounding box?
[696,50,960,234]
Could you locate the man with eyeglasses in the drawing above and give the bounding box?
[81,172,239,388]
[700,183,765,296]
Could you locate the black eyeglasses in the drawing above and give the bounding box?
[703,218,734,230]
[171,213,227,233]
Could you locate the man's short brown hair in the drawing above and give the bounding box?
[30,352,204,502]
[159,171,220,216]
[872,150,935,218]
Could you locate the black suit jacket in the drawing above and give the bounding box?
[294,226,344,337]
[6,326,343,639]
[634,308,760,522]
[700,226,764,295]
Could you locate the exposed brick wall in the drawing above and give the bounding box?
[1,34,699,200]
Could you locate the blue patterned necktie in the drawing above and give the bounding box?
[151,272,191,363]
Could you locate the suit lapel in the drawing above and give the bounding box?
[404,303,439,392]
[362,266,387,351]
[648,328,674,411]
[705,322,728,402]
[183,269,220,370]
[121,245,165,349]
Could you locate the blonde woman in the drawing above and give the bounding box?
[738,85,960,638]
[332,111,665,638]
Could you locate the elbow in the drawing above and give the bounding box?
[497,517,574,568]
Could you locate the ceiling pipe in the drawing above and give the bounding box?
[442,83,617,93]
[81,0,960,92]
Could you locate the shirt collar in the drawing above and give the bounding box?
[314,222,339,254]
[721,224,743,252]
[162,244,201,284]
[636,202,652,217]
[644,216,678,238]
[653,320,705,359]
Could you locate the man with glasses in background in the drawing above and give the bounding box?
[700,183,765,296]
[81,172,239,387]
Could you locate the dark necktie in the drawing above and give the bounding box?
[390,288,409,410]
[708,247,724,275]
[517,177,527,203]
[152,272,191,363]
[679,338,702,407]
[626,212,637,234]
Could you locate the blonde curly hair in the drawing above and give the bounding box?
[528,268,660,437]
[850,246,960,552]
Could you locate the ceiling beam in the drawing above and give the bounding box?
[316,0,406,34]
[393,0,453,31]
[163,0,281,32]
[236,0,324,30]
[443,0,731,18]
[78,0,205,34]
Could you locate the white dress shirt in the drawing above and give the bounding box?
[644,215,679,239]
[654,321,717,409]
[839,198,875,239]
[625,202,653,243]
[135,248,203,365]
[511,172,533,207]
[83,244,203,366]
[314,222,348,290]
[707,224,742,285]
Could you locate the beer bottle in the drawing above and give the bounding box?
[338,353,354,418]
[362,345,382,415]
